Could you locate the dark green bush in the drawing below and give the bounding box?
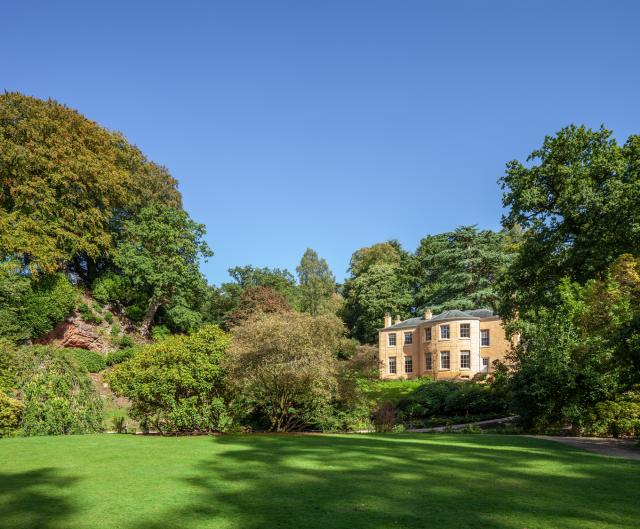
[104,311,113,324]
[118,335,135,349]
[151,325,170,341]
[3,345,103,436]
[92,272,128,305]
[22,274,78,339]
[397,380,508,421]
[67,349,106,373]
[106,348,136,366]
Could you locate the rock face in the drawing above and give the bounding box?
[37,314,105,352]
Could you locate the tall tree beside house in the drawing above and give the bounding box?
[342,242,414,344]
[296,248,336,315]
[114,204,212,336]
[0,92,180,279]
[498,125,640,318]
[413,225,515,313]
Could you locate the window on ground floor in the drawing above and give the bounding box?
[440,351,450,370]
[425,353,433,370]
[388,356,397,374]
[460,350,470,369]
[404,356,413,373]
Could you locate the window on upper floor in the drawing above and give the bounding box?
[425,327,432,341]
[404,332,413,345]
[440,325,450,339]
[425,353,433,370]
[388,356,397,374]
[460,323,470,338]
[440,351,450,370]
[404,356,413,373]
[388,333,396,346]
[460,350,470,369]
[481,329,490,347]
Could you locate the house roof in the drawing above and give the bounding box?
[382,308,496,330]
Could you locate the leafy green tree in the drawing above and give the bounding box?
[342,262,413,344]
[107,325,230,433]
[414,226,514,312]
[226,286,292,327]
[114,204,212,335]
[227,312,345,432]
[202,266,299,328]
[499,125,640,317]
[0,92,180,276]
[296,248,336,315]
[342,241,414,343]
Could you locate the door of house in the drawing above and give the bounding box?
[481,357,489,373]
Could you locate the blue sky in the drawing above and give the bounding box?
[2,1,639,284]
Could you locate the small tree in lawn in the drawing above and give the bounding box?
[227,312,345,432]
[107,325,230,433]
[114,204,212,336]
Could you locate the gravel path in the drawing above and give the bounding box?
[530,435,640,461]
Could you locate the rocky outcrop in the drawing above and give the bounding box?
[37,314,106,352]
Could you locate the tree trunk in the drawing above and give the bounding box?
[140,297,162,337]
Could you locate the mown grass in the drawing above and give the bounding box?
[360,378,426,403]
[1,433,639,529]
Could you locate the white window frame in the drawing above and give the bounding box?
[388,356,397,374]
[404,332,413,345]
[404,356,413,373]
[388,333,396,347]
[481,329,490,347]
[440,325,450,340]
[440,351,450,370]
[459,323,470,339]
[460,350,470,369]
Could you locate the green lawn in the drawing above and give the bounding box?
[1,434,639,529]
[361,378,426,402]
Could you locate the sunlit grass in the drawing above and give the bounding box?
[1,433,638,529]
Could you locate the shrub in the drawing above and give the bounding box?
[92,272,128,305]
[103,311,113,324]
[151,325,171,342]
[586,391,640,438]
[118,335,135,349]
[0,390,23,437]
[106,348,136,366]
[373,401,398,432]
[67,349,106,373]
[8,346,103,436]
[107,325,230,433]
[111,415,127,433]
[23,274,78,338]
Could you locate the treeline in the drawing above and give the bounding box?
[1,93,639,437]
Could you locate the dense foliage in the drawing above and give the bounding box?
[108,325,230,433]
[0,344,103,436]
[227,312,360,431]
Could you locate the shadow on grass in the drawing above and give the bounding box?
[0,467,80,529]
[131,434,640,529]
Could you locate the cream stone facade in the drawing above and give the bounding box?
[378,309,512,380]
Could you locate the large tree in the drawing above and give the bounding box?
[0,92,180,277]
[342,242,413,343]
[413,225,514,312]
[499,125,640,317]
[114,204,212,335]
[296,248,335,315]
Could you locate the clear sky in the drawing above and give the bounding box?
[2,1,639,284]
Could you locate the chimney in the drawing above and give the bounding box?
[424,309,432,320]
[384,313,392,327]
[394,314,402,324]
